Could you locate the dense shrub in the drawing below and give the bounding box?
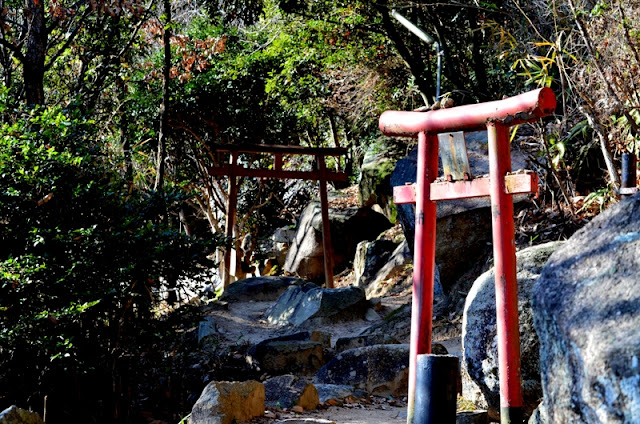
[0,106,216,422]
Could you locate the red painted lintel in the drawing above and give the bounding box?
[393,173,537,204]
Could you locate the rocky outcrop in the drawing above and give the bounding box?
[0,406,43,424]
[334,334,400,354]
[190,381,265,424]
[532,195,640,423]
[462,241,563,419]
[220,276,306,302]
[358,148,399,222]
[284,202,392,282]
[263,375,319,410]
[390,131,529,291]
[353,239,397,287]
[266,284,369,328]
[314,344,409,397]
[247,332,325,375]
[273,227,297,267]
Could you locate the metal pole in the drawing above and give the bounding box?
[407,131,438,424]
[621,152,637,198]
[318,156,335,288]
[435,43,442,101]
[487,122,523,424]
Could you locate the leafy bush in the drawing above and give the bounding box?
[0,106,216,422]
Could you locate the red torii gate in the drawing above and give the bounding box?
[208,144,348,289]
[380,88,556,424]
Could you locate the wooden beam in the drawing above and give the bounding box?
[210,143,347,156]
[208,166,348,182]
[393,172,538,204]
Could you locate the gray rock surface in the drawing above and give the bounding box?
[462,241,564,419]
[284,202,392,282]
[353,239,397,288]
[264,375,319,410]
[334,334,401,353]
[314,344,409,396]
[198,316,218,343]
[266,284,369,328]
[390,131,529,290]
[220,276,306,302]
[358,148,399,223]
[248,332,325,375]
[190,380,265,424]
[533,195,640,423]
[313,384,367,404]
[0,407,43,424]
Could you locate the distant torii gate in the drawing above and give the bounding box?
[208,144,348,289]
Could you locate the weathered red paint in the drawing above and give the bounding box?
[379,87,556,137]
[382,88,556,424]
[487,122,524,414]
[393,173,538,204]
[406,132,439,424]
[210,145,347,289]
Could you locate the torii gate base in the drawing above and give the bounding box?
[380,88,556,424]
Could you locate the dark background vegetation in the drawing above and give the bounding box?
[1,0,639,422]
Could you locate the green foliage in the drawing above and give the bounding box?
[0,105,216,419]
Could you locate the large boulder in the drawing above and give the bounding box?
[462,241,564,420]
[284,202,392,282]
[190,381,265,424]
[266,284,369,328]
[390,131,529,291]
[220,276,306,302]
[314,344,410,397]
[0,406,43,424]
[532,195,640,423]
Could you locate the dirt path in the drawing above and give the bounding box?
[200,292,464,424]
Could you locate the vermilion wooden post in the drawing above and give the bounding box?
[318,155,335,288]
[223,152,239,288]
[406,131,439,423]
[487,122,523,422]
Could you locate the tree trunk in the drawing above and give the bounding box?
[155,0,171,192]
[24,0,46,105]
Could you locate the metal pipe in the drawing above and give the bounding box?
[435,43,442,101]
[406,131,439,424]
[414,354,459,423]
[379,87,557,137]
[391,9,435,44]
[487,122,523,424]
[621,152,637,198]
[390,9,442,102]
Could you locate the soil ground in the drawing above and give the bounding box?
[200,290,467,424]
